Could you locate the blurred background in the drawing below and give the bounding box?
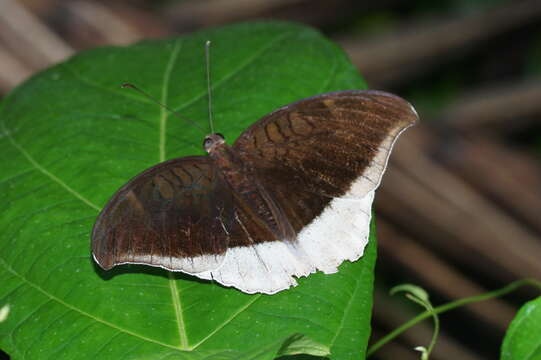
[1,0,540,359]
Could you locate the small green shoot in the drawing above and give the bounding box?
[390,284,439,360]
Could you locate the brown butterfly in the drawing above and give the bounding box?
[91,90,418,294]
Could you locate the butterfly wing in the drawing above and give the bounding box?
[207,90,418,293]
[234,90,418,208]
[91,156,234,274]
[92,90,418,295]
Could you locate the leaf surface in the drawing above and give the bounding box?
[0,21,374,359]
[501,296,541,360]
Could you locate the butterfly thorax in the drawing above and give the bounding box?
[207,143,252,193]
[208,141,295,242]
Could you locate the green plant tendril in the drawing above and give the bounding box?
[367,278,541,357]
[389,284,439,359]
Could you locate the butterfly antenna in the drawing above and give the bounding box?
[205,40,215,134]
[121,83,205,132]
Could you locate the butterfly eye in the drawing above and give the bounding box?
[203,137,213,148]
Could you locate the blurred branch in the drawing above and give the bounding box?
[440,80,541,129]
[167,0,302,22]
[378,127,541,280]
[437,136,541,235]
[65,1,142,45]
[0,0,73,69]
[339,0,541,87]
[164,0,303,31]
[0,43,32,92]
[163,0,386,32]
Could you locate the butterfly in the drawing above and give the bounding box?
[91,89,418,294]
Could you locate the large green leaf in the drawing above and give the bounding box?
[501,296,541,360]
[0,21,375,359]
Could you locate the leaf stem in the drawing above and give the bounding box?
[367,278,541,357]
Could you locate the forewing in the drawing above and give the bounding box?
[234,90,418,233]
[91,156,234,274]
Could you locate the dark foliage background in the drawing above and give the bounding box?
[1,0,540,359]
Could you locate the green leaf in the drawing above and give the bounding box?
[501,296,541,360]
[0,21,374,359]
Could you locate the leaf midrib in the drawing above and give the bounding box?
[160,38,190,350]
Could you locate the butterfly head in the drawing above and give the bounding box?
[203,133,225,153]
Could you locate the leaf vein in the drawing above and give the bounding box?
[0,168,36,186]
[92,331,123,357]
[0,121,100,212]
[191,294,261,350]
[169,31,295,124]
[45,322,96,360]
[161,39,190,350]
[11,299,54,344]
[0,257,182,352]
[23,305,70,358]
[329,267,367,348]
